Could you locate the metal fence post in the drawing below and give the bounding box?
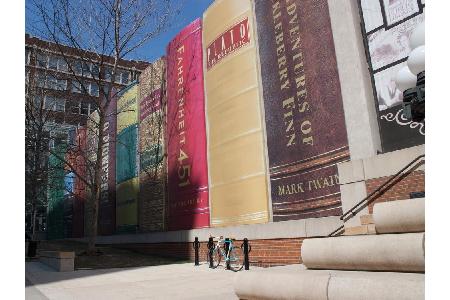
[192,237,200,266]
[208,237,214,268]
[243,238,250,270]
[224,238,231,270]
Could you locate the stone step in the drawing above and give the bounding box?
[234,267,424,300]
[302,233,424,272]
[360,214,374,225]
[344,224,376,236]
[373,198,425,234]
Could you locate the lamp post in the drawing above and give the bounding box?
[395,22,425,122]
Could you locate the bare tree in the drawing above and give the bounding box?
[27,0,180,254]
[25,64,76,240]
[138,60,166,182]
[137,59,167,232]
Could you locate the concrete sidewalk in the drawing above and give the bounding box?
[25,261,246,299]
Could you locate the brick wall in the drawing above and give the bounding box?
[366,170,425,213]
[110,237,304,268]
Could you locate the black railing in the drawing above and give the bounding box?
[241,238,251,270]
[328,154,425,237]
[192,237,200,266]
[207,237,214,268]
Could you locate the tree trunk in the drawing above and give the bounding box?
[87,112,106,255]
[32,207,37,240]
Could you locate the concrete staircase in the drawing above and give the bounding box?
[234,197,425,299]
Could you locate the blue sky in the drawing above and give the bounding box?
[26,0,214,63]
[132,0,215,62]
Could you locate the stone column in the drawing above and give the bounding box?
[327,0,382,160]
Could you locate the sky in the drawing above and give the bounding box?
[25,0,215,63]
[132,0,215,62]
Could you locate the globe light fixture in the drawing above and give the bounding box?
[394,21,425,123]
[407,45,425,75]
[395,66,417,92]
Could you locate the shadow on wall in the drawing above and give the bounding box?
[165,165,210,231]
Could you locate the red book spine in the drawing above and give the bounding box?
[166,19,210,230]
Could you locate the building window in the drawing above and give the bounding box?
[115,69,122,84]
[56,79,67,91]
[90,82,99,97]
[121,71,130,84]
[71,101,81,114]
[55,98,65,112]
[104,66,113,82]
[36,72,46,88]
[90,102,98,113]
[82,62,92,77]
[72,60,83,76]
[44,96,65,112]
[133,71,141,81]
[92,64,100,78]
[46,75,57,89]
[34,95,43,109]
[80,102,90,115]
[70,101,97,115]
[48,55,58,70]
[102,84,110,97]
[25,70,30,86]
[58,57,68,72]
[36,52,47,68]
[72,80,82,93]
[26,48,31,65]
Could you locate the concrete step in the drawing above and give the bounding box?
[302,232,424,272]
[343,224,376,236]
[234,266,424,300]
[373,198,425,234]
[360,214,374,225]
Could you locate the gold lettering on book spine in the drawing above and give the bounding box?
[272,0,313,148]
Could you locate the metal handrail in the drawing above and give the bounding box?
[328,154,425,237]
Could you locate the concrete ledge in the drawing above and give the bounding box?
[234,268,424,300]
[328,270,424,300]
[302,233,425,272]
[70,216,342,244]
[39,251,75,272]
[362,145,424,180]
[337,145,424,184]
[234,269,330,300]
[374,198,425,234]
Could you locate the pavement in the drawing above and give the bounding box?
[25,261,254,299]
[26,278,49,300]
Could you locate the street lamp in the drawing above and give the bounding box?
[395,22,425,122]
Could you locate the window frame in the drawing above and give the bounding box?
[80,101,90,115]
[121,70,130,84]
[46,75,58,90]
[115,69,122,83]
[58,57,68,72]
[48,55,59,70]
[44,96,65,112]
[36,72,46,88]
[104,66,113,82]
[56,79,67,91]
[71,101,81,114]
[72,60,83,76]
[36,52,48,68]
[82,61,92,77]
[89,82,99,97]
[72,80,82,93]
[92,64,100,79]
